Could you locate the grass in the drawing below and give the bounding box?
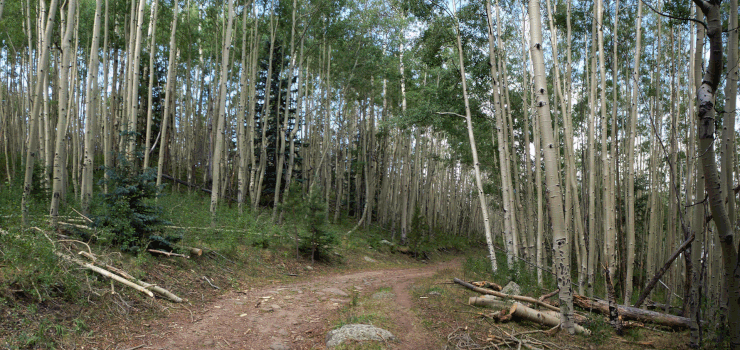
[0,176,459,349]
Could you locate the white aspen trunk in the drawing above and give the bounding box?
[155,3,179,189]
[236,1,252,213]
[723,0,738,235]
[690,8,706,346]
[126,0,147,162]
[21,0,58,225]
[143,0,160,169]
[210,0,236,223]
[49,0,77,226]
[253,10,277,209]
[692,0,740,347]
[81,0,103,215]
[272,0,298,221]
[586,15,598,297]
[528,0,575,333]
[485,1,514,268]
[625,0,643,305]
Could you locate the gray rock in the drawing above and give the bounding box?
[363,256,378,263]
[428,291,442,296]
[305,265,314,271]
[322,287,349,297]
[270,341,290,350]
[326,324,395,348]
[379,239,394,245]
[501,281,521,296]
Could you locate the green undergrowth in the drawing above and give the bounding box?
[0,181,465,349]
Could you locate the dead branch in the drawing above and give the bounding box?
[538,289,560,302]
[147,249,190,258]
[633,233,695,308]
[453,278,559,312]
[55,252,155,298]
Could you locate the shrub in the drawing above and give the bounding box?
[282,184,336,263]
[91,157,173,253]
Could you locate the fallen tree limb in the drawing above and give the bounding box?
[540,309,588,325]
[509,302,591,335]
[55,252,154,298]
[147,249,189,258]
[573,294,691,328]
[453,278,559,312]
[78,251,182,303]
[633,233,694,308]
[538,289,559,302]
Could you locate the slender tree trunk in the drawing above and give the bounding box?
[81,0,103,215]
[528,0,575,333]
[21,0,58,225]
[624,0,643,305]
[49,0,77,226]
[457,2,497,272]
[155,4,179,189]
[143,0,160,169]
[692,1,740,348]
[209,0,235,224]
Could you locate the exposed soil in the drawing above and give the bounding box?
[114,258,461,350]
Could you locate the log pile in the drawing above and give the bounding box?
[453,276,690,340]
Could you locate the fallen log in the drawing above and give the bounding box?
[147,249,189,258]
[55,252,154,298]
[469,295,513,309]
[540,309,588,325]
[509,302,591,335]
[78,251,182,303]
[633,233,694,308]
[573,294,690,329]
[453,278,559,312]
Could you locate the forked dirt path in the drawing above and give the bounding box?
[117,258,461,350]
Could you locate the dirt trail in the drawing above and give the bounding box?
[118,259,460,350]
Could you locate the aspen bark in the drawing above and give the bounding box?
[143,0,160,169]
[49,0,78,226]
[528,0,575,332]
[210,0,236,223]
[155,3,179,189]
[624,0,643,305]
[456,2,497,272]
[81,0,104,215]
[21,0,58,225]
[692,0,740,347]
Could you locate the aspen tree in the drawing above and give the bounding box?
[155,3,179,189]
[723,0,738,231]
[143,0,160,169]
[692,0,740,346]
[210,0,236,223]
[485,0,514,268]
[689,8,706,346]
[21,0,58,225]
[252,8,277,209]
[126,0,147,162]
[272,0,298,221]
[49,0,77,226]
[586,15,598,295]
[237,0,252,213]
[528,0,576,332]
[625,0,643,305]
[81,0,104,215]
[455,0,497,272]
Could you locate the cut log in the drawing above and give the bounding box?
[605,265,623,335]
[469,296,513,309]
[509,302,591,335]
[540,309,588,325]
[453,278,559,312]
[573,294,690,328]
